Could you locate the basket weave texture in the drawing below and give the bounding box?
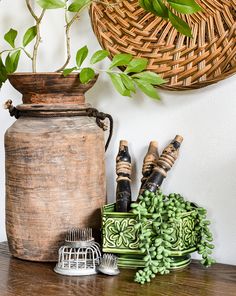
[90,0,236,90]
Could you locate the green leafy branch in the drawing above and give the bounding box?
[26,0,46,72]
[30,0,117,73]
[0,0,46,88]
[0,0,91,88]
[139,0,202,37]
[130,190,215,284]
[0,0,203,91]
[0,0,166,99]
[0,28,34,88]
[63,46,166,99]
[39,0,95,72]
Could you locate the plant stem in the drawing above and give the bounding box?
[22,48,33,60]
[93,66,121,74]
[33,14,44,72]
[26,0,45,72]
[56,7,72,72]
[56,0,120,73]
[0,49,16,55]
[25,0,38,20]
[0,47,33,60]
[56,2,92,72]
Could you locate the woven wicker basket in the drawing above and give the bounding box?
[90,0,236,90]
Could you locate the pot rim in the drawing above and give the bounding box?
[8,72,99,78]
[7,72,99,105]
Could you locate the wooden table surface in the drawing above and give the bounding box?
[0,242,236,296]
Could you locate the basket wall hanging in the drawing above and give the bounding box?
[90,0,236,90]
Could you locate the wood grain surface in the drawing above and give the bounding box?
[0,242,235,296]
[5,116,105,261]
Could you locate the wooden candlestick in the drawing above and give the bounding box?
[139,141,159,196]
[115,140,132,212]
[141,135,183,194]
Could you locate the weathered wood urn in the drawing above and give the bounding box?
[4,73,109,261]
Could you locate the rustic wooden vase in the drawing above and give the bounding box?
[5,73,107,262]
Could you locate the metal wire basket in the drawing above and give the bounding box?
[54,228,101,276]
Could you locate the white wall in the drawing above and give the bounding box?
[0,2,236,265]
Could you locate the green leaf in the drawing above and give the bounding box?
[23,26,37,47]
[139,0,155,13]
[120,74,136,93]
[76,46,88,67]
[4,28,18,48]
[109,53,132,69]
[134,79,160,100]
[125,58,148,74]
[134,223,142,230]
[5,50,21,74]
[79,67,95,83]
[168,11,192,37]
[152,0,168,18]
[0,56,8,83]
[0,56,4,69]
[5,54,13,73]
[155,238,163,246]
[132,71,166,85]
[90,50,109,65]
[131,203,139,208]
[109,73,130,96]
[167,0,202,14]
[36,0,65,9]
[68,0,91,12]
[63,67,77,77]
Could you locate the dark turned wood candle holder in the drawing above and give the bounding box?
[143,135,183,194]
[115,140,132,212]
[139,141,159,196]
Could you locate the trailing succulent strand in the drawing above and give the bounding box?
[196,206,215,267]
[131,190,215,284]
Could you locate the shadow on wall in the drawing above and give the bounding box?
[86,70,230,113]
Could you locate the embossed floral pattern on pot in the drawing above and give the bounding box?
[103,217,139,250]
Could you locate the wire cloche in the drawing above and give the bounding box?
[54,228,101,276]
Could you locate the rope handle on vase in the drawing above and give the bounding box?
[3,100,20,119]
[86,108,113,152]
[4,100,113,152]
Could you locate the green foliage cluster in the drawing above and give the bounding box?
[139,0,202,37]
[0,0,165,100]
[63,47,166,99]
[37,0,91,10]
[0,0,202,98]
[131,190,215,284]
[0,27,37,88]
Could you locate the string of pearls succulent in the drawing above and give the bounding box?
[131,190,215,284]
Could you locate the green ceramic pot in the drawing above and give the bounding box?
[102,203,200,270]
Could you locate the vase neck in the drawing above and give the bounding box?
[22,93,86,105]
